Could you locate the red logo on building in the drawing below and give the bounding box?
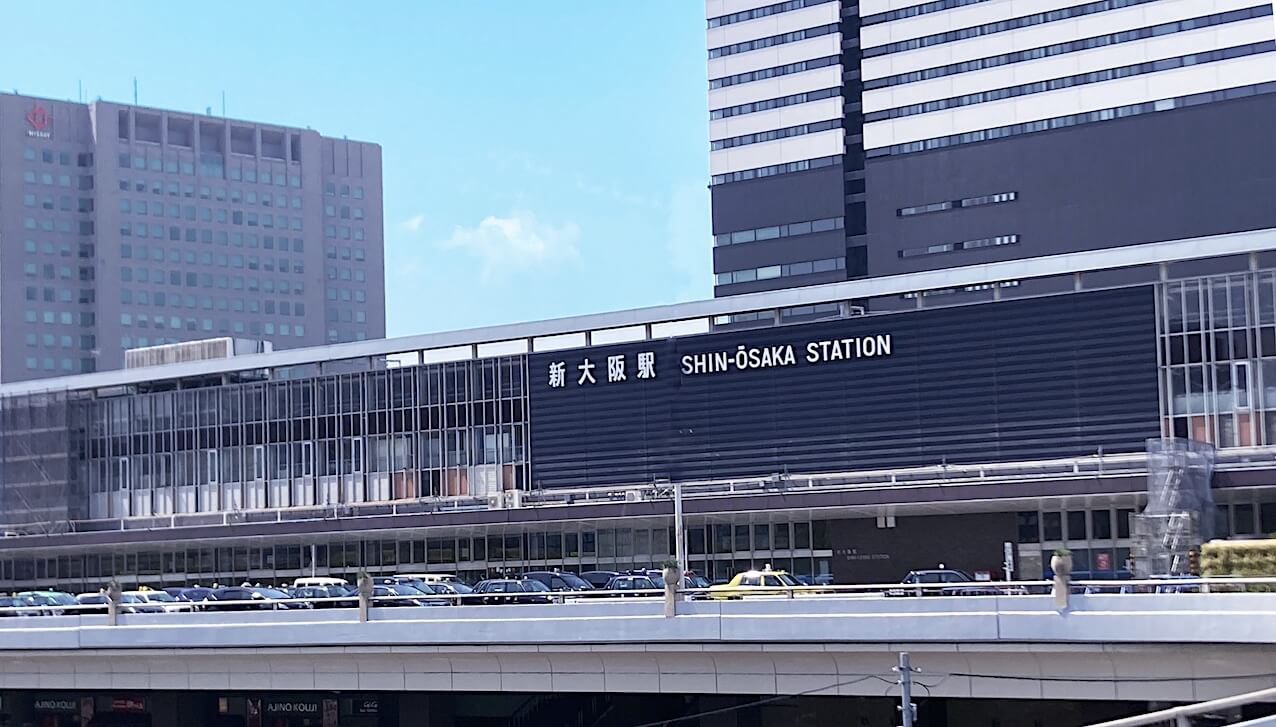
[26,105,51,130]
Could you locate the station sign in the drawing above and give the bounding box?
[543,333,893,389]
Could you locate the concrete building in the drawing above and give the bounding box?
[706,0,1276,298]
[0,92,385,382]
[1,230,1276,591]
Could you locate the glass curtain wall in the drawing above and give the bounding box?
[78,356,528,518]
[1159,272,1276,447]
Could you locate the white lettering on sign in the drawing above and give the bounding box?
[577,358,596,385]
[548,361,566,389]
[546,336,891,389]
[681,334,892,376]
[547,352,656,388]
[637,351,655,379]
[607,354,626,383]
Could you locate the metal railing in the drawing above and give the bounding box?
[5,576,1276,622]
[18,446,1276,536]
[1086,686,1276,726]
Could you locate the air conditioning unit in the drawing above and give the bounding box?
[487,493,504,510]
[504,490,523,509]
[624,490,643,503]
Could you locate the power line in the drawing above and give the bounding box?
[622,669,1276,727]
[628,673,898,727]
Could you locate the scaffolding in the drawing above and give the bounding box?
[1131,438,1215,577]
[0,391,77,535]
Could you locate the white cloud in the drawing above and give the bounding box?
[400,213,427,233]
[438,211,580,275]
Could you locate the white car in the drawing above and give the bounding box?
[126,590,193,613]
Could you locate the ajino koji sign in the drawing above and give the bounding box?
[542,333,892,389]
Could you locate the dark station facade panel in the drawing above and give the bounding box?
[528,286,1161,488]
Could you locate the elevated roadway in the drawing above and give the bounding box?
[2,592,1275,702]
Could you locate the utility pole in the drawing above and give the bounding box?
[897,652,916,727]
[673,481,686,581]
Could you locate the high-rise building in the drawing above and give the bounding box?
[0,92,385,382]
[706,0,1276,297]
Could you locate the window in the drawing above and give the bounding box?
[711,155,841,186]
[900,235,1019,258]
[712,119,842,151]
[1116,509,1134,538]
[1091,510,1113,540]
[1042,512,1063,541]
[714,216,844,246]
[1066,511,1087,541]
[709,23,838,59]
[899,192,1017,217]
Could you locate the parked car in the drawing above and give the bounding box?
[127,589,193,613]
[72,591,162,614]
[289,585,357,608]
[522,571,594,592]
[580,571,622,589]
[889,569,1009,597]
[418,581,471,605]
[683,571,711,589]
[471,579,554,605]
[391,573,464,587]
[372,583,447,607]
[707,568,802,600]
[602,575,662,596]
[0,595,42,617]
[207,586,303,611]
[16,590,80,615]
[292,576,350,589]
[166,587,219,609]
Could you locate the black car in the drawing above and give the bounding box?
[207,586,301,611]
[602,575,662,596]
[890,569,1004,597]
[471,579,553,605]
[372,583,442,607]
[166,587,219,609]
[580,571,621,589]
[522,571,594,592]
[418,581,472,605]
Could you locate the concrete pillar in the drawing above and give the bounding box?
[358,572,373,622]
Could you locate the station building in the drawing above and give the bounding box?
[3,231,1276,590]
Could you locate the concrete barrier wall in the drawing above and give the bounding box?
[2,593,1275,651]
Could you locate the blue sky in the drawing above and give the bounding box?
[0,3,712,337]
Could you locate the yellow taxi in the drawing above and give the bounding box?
[707,566,803,600]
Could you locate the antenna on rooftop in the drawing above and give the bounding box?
[133,77,138,105]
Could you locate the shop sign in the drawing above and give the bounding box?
[349,699,380,715]
[33,697,78,713]
[112,696,146,712]
[265,700,319,715]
